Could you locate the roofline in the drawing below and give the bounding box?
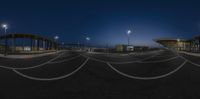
[154,38,189,42]
[0,33,57,43]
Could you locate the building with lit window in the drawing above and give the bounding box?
[155,35,200,52]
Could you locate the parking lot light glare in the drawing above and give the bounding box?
[54,36,59,40]
[177,39,180,42]
[127,30,131,35]
[86,37,90,41]
[2,24,8,29]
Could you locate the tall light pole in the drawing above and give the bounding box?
[86,37,90,52]
[86,37,90,46]
[77,41,80,50]
[2,24,8,56]
[127,30,131,45]
[61,42,64,50]
[54,36,59,52]
[177,38,180,51]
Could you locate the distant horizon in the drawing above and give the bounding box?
[0,32,199,48]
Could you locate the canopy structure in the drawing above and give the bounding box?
[0,33,59,54]
[155,36,200,52]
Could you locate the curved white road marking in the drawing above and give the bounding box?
[13,57,89,81]
[171,50,200,67]
[1,50,187,81]
[0,52,65,70]
[106,60,187,80]
[178,54,200,67]
[49,54,81,64]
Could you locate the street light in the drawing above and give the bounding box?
[54,36,59,51]
[177,38,180,51]
[177,38,180,42]
[86,37,90,41]
[2,24,8,56]
[54,36,59,40]
[127,30,131,45]
[86,37,90,47]
[2,24,8,34]
[86,37,90,52]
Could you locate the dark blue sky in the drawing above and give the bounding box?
[0,0,200,47]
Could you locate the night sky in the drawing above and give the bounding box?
[0,0,200,47]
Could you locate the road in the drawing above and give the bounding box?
[0,50,199,98]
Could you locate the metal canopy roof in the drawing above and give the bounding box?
[0,33,57,43]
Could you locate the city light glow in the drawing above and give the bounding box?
[127,30,131,35]
[86,37,90,41]
[54,36,59,40]
[2,24,8,29]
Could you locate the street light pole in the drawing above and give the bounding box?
[86,37,90,52]
[62,42,64,50]
[2,24,8,56]
[54,36,59,52]
[177,39,180,51]
[127,30,131,45]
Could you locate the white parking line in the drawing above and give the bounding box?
[106,60,187,80]
[16,52,66,70]
[0,52,65,70]
[49,54,81,64]
[178,54,200,67]
[13,57,89,81]
[170,50,200,67]
[1,50,188,81]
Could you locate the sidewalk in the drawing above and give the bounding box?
[179,51,200,57]
[0,50,64,59]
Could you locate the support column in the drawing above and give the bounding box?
[49,41,51,50]
[43,40,45,50]
[4,36,8,56]
[46,41,49,50]
[50,41,53,50]
[12,34,15,53]
[13,38,16,52]
[37,39,40,51]
[34,39,37,51]
[30,38,33,51]
[199,39,200,52]
[22,38,24,51]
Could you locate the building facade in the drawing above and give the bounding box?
[115,44,149,52]
[155,35,200,52]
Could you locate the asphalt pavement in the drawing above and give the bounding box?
[0,50,199,98]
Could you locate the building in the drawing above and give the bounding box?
[126,45,134,51]
[134,46,149,52]
[63,43,84,50]
[115,44,148,52]
[115,44,128,52]
[155,35,200,52]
